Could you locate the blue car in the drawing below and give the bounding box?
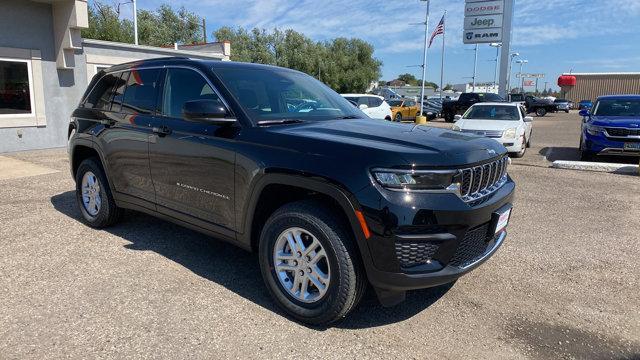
[579,95,640,160]
[578,99,593,110]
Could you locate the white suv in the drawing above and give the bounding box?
[342,94,392,120]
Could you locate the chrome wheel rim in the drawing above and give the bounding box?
[81,171,101,217]
[273,227,331,303]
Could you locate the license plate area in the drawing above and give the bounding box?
[492,205,512,234]
[623,142,640,151]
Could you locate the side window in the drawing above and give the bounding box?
[121,69,161,114]
[84,73,118,111]
[368,97,383,107]
[162,68,220,119]
[111,71,130,113]
[357,97,368,106]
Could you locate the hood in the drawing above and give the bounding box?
[590,116,640,127]
[455,119,521,131]
[261,119,506,167]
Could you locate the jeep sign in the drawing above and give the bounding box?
[463,28,503,44]
[464,14,503,30]
[464,0,504,16]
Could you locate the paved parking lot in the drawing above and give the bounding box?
[1,112,639,359]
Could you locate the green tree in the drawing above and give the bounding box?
[83,2,203,47]
[443,83,454,91]
[214,27,381,93]
[397,73,418,86]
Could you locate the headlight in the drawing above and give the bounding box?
[452,125,461,131]
[503,128,517,139]
[372,169,459,191]
[586,124,604,135]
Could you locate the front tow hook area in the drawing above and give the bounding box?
[374,288,407,307]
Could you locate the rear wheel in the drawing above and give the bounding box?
[75,158,123,228]
[395,113,402,122]
[258,200,365,326]
[444,112,454,122]
[535,107,547,117]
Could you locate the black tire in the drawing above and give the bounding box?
[75,158,123,228]
[395,113,402,122]
[565,110,569,113]
[258,200,366,326]
[526,135,531,148]
[444,112,454,123]
[535,107,547,117]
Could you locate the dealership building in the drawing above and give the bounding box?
[558,72,640,104]
[0,0,230,153]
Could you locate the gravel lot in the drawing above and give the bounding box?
[1,112,638,359]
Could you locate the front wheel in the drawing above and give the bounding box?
[258,200,366,326]
[535,107,547,117]
[511,137,527,158]
[395,113,402,122]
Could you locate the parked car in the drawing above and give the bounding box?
[554,98,572,113]
[442,92,504,122]
[422,96,444,119]
[341,94,392,120]
[507,93,526,107]
[452,102,533,158]
[524,95,558,117]
[578,99,593,110]
[68,58,514,325]
[387,98,420,122]
[579,95,640,160]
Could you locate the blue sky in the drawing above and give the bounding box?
[110,0,640,90]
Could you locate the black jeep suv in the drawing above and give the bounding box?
[68,58,515,325]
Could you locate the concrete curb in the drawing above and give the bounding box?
[551,160,639,176]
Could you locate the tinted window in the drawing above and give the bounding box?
[121,69,161,114]
[368,97,383,107]
[162,68,220,119]
[592,99,640,116]
[387,100,402,107]
[84,73,118,111]
[463,105,520,121]
[111,71,129,112]
[510,94,524,102]
[215,67,362,124]
[485,93,504,101]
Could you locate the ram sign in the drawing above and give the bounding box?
[463,28,503,44]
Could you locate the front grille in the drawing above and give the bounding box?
[395,241,439,268]
[449,223,495,268]
[461,129,504,138]
[605,127,640,137]
[459,156,508,203]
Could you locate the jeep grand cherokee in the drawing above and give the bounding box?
[68,58,515,325]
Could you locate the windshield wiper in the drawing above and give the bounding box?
[334,115,361,119]
[257,119,305,126]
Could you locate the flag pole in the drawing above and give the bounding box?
[439,10,446,99]
[418,0,430,117]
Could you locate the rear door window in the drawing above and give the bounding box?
[121,69,161,114]
[368,97,383,107]
[84,73,119,111]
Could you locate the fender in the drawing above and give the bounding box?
[239,172,376,272]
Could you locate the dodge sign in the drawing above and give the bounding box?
[464,1,504,16]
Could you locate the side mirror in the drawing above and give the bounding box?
[523,116,533,122]
[579,109,590,117]
[358,104,369,110]
[454,114,462,121]
[183,100,235,125]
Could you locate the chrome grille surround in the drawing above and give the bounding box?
[458,156,509,203]
[461,129,504,138]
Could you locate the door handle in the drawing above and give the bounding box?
[152,126,172,136]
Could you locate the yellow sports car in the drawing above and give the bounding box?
[387,99,420,122]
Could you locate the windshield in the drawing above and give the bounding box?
[510,94,524,102]
[387,100,403,107]
[214,67,364,124]
[592,99,640,116]
[463,105,520,121]
[554,99,568,103]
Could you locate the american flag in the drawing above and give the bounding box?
[428,15,445,48]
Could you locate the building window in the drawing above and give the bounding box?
[0,58,35,118]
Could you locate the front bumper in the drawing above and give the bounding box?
[355,175,515,295]
[584,131,640,156]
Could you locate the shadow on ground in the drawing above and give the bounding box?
[539,147,638,164]
[51,190,450,329]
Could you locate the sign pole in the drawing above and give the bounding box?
[472,44,478,92]
[418,0,430,117]
[440,10,446,99]
[498,0,513,98]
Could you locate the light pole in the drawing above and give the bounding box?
[472,44,478,92]
[489,43,501,92]
[418,0,430,117]
[516,59,528,92]
[118,0,138,45]
[506,52,519,94]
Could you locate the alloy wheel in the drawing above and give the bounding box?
[273,227,331,303]
[81,171,102,217]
